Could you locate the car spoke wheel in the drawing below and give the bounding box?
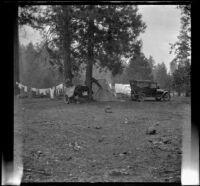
[139,93,145,102]
[131,94,135,101]
[155,95,161,101]
[162,93,170,101]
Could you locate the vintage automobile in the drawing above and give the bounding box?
[129,80,170,101]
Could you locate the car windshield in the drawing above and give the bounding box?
[136,82,149,88]
[150,83,157,88]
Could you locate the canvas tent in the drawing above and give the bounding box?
[92,79,117,101]
[115,84,131,95]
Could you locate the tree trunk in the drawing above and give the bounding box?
[85,50,93,100]
[111,75,116,94]
[63,6,73,85]
[62,6,73,102]
[85,8,95,100]
[14,5,20,96]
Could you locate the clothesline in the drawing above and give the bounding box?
[16,82,64,97]
[16,81,78,99]
[16,82,63,90]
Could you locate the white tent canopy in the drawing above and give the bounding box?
[115,84,131,95]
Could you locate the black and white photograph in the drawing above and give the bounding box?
[3,2,198,184]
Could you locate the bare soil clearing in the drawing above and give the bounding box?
[14,97,190,182]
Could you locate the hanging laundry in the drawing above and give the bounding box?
[45,88,50,95]
[55,83,63,96]
[50,87,55,99]
[39,89,47,95]
[36,89,39,95]
[56,83,63,90]
[30,87,37,96]
[44,89,48,95]
[18,83,23,89]
[22,84,26,90]
[24,86,28,92]
[31,88,37,92]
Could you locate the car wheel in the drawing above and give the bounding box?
[139,93,145,102]
[131,94,136,101]
[162,93,170,101]
[155,97,161,101]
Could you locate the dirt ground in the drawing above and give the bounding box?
[14,96,191,182]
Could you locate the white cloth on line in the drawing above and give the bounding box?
[115,84,131,95]
[36,89,40,95]
[18,83,23,89]
[50,87,55,99]
[39,89,48,95]
[46,89,50,94]
[56,83,63,90]
[55,83,63,95]
[31,88,37,91]
[24,86,28,92]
